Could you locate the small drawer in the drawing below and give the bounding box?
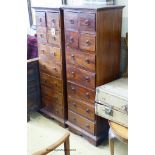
[67,65,95,89]
[46,46,61,62]
[47,12,60,29]
[47,30,60,46]
[68,110,95,135]
[37,27,47,44]
[65,31,78,48]
[66,47,95,72]
[36,11,46,27]
[79,13,96,32]
[67,82,95,104]
[68,97,95,121]
[79,33,96,52]
[41,85,62,105]
[39,63,61,79]
[64,11,78,30]
[40,73,62,93]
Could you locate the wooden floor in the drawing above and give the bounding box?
[27,112,128,155]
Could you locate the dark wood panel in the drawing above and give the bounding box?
[66,47,95,72]
[68,96,95,121]
[67,64,95,89]
[68,110,95,135]
[67,82,95,104]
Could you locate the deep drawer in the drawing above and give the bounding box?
[68,97,95,121]
[67,82,95,104]
[68,110,95,135]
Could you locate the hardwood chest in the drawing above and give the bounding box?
[34,7,67,127]
[62,5,124,145]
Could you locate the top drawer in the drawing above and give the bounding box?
[79,13,96,32]
[46,12,60,29]
[64,11,78,30]
[36,11,46,27]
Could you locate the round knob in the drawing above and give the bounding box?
[85,92,90,99]
[41,50,45,54]
[85,76,90,81]
[69,37,74,43]
[71,87,75,91]
[84,19,89,25]
[53,52,56,56]
[53,67,56,70]
[85,58,90,64]
[71,54,75,59]
[86,109,89,113]
[55,109,58,113]
[86,124,90,128]
[73,103,76,107]
[53,36,56,40]
[73,118,76,121]
[86,40,90,46]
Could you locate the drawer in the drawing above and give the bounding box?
[67,82,95,104]
[46,46,61,62]
[47,30,60,46]
[65,31,78,48]
[41,85,62,105]
[66,47,95,72]
[36,11,46,27]
[68,110,95,135]
[37,27,47,44]
[64,11,78,30]
[79,33,96,52]
[67,65,95,89]
[68,97,95,121]
[42,97,63,118]
[40,73,62,93]
[39,63,61,79]
[79,13,96,32]
[46,12,60,29]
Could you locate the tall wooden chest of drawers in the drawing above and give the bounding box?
[63,5,124,145]
[34,7,67,127]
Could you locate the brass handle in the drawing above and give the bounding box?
[70,19,74,24]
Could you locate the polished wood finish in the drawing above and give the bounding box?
[32,132,70,155]
[109,121,128,155]
[63,5,124,145]
[34,7,67,127]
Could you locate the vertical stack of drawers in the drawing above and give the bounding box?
[34,7,67,127]
[63,5,124,145]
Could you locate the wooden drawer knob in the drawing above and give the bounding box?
[41,50,45,54]
[70,19,74,24]
[86,40,90,46]
[52,19,55,23]
[40,34,44,38]
[69,37,74,43]
[86,109,90,113]
[53,52,56,56]
[84,19,89,25]
[85,92,90,99]
[53,67,57,71]
[73,118,76,121]
[39,18,42,22]
[85,76,90,82]
[71,54,75,59]
[73,102,76,107]
[71,87,75,91]
[52,36,56,40]
[85,58,90,64]
[55,109,58,114]
[86,124,90,128]
[71,71,75,77]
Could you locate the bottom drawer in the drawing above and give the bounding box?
[68,110,95,135]
[95,102,128,127]
[42,97,63,118]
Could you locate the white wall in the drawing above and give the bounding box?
[115,0,128,37]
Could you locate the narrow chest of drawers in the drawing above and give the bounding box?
[63,5,124,145]
[34,7,67,127]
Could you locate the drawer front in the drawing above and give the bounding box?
[46,46,61,62]
[66,47,95,72]
[47,12,60,29]
[65,31,78,48]
[41,85,62,105]
[79,33,96,52]
[37,27,47,44]
[40,73,62,93]
[47,30,60,46]
[36,11,46,27]
[79,13,96,32]
[68,97,95,121]
[64,11,78,30]
[67,65,95,89]
[68,110,95,135]
[67,82,95,104]
[42,97,63,118]
[39,63,61,79]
